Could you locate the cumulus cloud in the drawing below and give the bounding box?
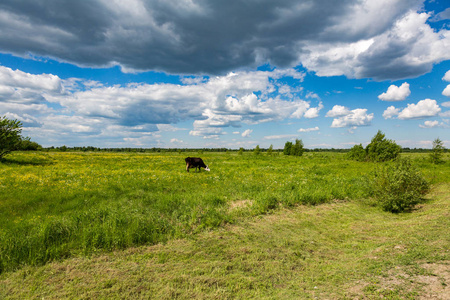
[300,10,450,80]
[397,99,441,119]
[241,129,253,138]
[419,120,439,128]
[443,70,450,82]
[0,66,322,142]
[378,82,411,101]
[443,85,450,97]
[298,127,319,133]
[383,106,400,119]
[326,105,374,128]
[325,105,351,118]
[1,1,449,80]
[442,101,450,108]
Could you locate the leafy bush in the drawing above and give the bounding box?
[366,130,401,162]
[346,144,366,161]
[372,159,429,213]
[429,138,445,164]
[283,139,304,156]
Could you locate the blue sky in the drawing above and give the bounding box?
[0,0,449,149]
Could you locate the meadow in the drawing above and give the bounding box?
[0,151,449,298]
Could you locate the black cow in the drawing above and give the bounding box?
[185,157,210,172]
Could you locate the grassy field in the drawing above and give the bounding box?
[0,151,449,298]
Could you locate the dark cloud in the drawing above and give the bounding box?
[1,0,447,80]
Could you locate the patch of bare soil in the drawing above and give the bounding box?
[418,263,450,300]
[347,262,449,299]
[229,199,253,211]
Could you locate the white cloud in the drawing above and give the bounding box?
[383,106,400,119]
[325,105,351,118]
[263,134,297,140]
[378,82,410,101]
[298,127,319,133]
[241,129,253,138]
[328,108,374,128]
[300,11,450,80]
[443,85,450,97]
[397,99,441,119]
[303,102,323,118]
[439,111,450,118]
[419,120,439,128]
[442,101,450,108]
[443,70,450,82]
[0,66,326,143]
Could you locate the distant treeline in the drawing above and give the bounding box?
[35,146,446,153]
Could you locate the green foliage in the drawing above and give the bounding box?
[0,116,23,160]
[366,130,401,162]
[290,139,304,156]
[429,138,445,164]
[238,147,244,155]
[20,137,42,151]
[284,139,304,156]
[253,145,261,155]
[371,159,429,213]
[267,144,273,155]
[283,141,292,155]
[346,144,366,161]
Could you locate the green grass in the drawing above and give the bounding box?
[0,151,449,298]
[1,183,448,299]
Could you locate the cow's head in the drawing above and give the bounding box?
[205,165,210,171]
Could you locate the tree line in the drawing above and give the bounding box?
[1,116,447,162]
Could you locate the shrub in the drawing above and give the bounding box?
[372,159,429,213]
[283,139,304,156]
[366,130,401,162]
[254,145,261,155]
[346,144,366,161]
[429,138,445,164]
[283,141,292,155]
[290,139,304,156]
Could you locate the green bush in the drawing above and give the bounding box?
[346,144,366,161]
[429,138,445,164]
[366,130,401,162]
[372,159,429,213]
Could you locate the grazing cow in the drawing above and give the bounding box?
[185,157,210,172]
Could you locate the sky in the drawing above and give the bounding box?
[0,0,450,149]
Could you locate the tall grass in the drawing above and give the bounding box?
[0,151,448,273]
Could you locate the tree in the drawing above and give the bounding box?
[290,139,304,156]
[430,138,445,164]
[267,144,273,156]
[365,130,401,162]
[0,116,23,160]
[20,137,42,151]
[283,141,293,155]
[238,147,244,155]
[253,145,261,155]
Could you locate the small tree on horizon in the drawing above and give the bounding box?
[283,141,292,155]
[267,144,273,156]
[254,145,261,155]
[290,139,304,156]
[430,138,445,164]
[365,130,401,162]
